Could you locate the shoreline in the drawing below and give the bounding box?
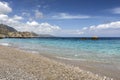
[39,52,120,80]
[0,45,113,80]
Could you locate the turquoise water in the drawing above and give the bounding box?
[0,38,120,62]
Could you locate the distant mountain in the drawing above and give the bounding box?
[39,34,54,37]
[0,24,54,38]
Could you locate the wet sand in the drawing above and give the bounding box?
[0,46,113,80]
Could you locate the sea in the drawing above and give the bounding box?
[0,37,120,63]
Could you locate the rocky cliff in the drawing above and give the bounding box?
[0,24,38,38]
[7,32,38,38]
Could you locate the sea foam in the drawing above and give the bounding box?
[0,43,10,46]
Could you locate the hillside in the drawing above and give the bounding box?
[0,24,17,35]
[0,24,38,38]
[0,24,55,38]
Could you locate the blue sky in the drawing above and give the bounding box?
[0,0,120,37]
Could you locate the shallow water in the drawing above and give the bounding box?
[0,37,120,63]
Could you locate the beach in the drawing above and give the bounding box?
[0,0,120,79]
[0,45,113,80]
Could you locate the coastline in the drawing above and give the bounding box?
[39,52,120,80]
[0,45,113,80]
[20,47,120,80]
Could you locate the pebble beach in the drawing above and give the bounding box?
[0,46,113,80]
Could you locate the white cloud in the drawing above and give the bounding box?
[111,7,120,14]
[59,29,84,35]
[52,13,91,19]
[0,14,23,23]
[0,14,22,26]
[80,21,120,36]
[0,14,8,19]
[0,1,12,14]
[0,14,61,34]
[82,27,88,30]
[0,16,61,34]
[13,15,23,20]
[35,10,43,19]
[19,21,61,34]
[75,30,84,34]
[26,21,39,26]
[89,21,120,30]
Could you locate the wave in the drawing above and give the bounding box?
[55,56,110,63]
[56,56,86,61]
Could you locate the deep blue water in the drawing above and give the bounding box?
[0,37,120,62]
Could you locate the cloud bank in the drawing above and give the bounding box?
[81,21,120,36]
[0,1,61,34]
[84,21,120,30]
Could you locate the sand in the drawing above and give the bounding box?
[0,46,113,80]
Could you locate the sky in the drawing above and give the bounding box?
[0,0,120,37]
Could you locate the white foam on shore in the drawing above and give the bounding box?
[56,56,111,63]
[31,51,39,54]
[20,49,39,54]
[56,56,86,61]
[0,43,10,46]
